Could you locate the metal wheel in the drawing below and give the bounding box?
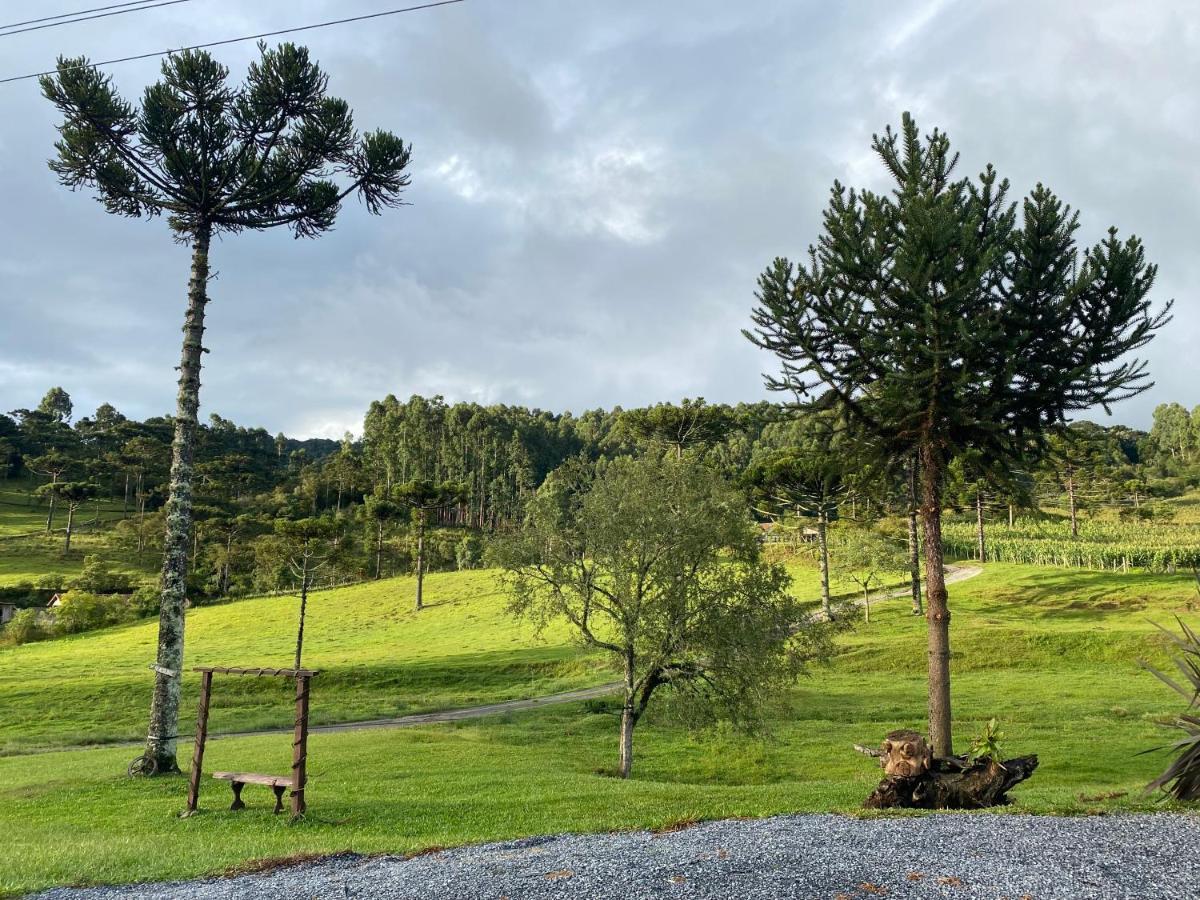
[127,753,159,778]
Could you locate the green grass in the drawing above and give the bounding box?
[1,563,1198,895]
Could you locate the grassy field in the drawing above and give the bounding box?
[1,562,1197,894]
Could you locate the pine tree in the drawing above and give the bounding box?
[746,113,1169,755]
[42,44,412,774]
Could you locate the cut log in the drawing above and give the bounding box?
[860,729,1038,809]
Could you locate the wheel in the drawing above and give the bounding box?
[127,754,159,778]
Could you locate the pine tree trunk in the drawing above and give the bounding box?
[1008,503,1014,527]
[45,472,58,532]
[123,471,130,518]
[1068,474,1078,538]
[817,511,832,619]
[919,441,953,757]
[143,225,211,775]
[907,463,922,616]
[294,554,309,672]
[63,503,74,553]
[375,521,384,579]
[415,510,425,611]
[975,491,986,563]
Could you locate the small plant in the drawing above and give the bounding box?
[967,718,1006,766]
[1141,616,1200,801]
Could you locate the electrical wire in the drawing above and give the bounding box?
[1,0,198,38]
[1,0,170,32]
[0,0,465,85]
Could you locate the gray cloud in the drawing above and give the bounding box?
[0,0,1193,437]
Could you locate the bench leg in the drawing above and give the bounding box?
[230,781,246,811]
[271,784,286,815]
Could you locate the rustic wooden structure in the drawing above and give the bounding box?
[858,729,1038,810]
[184,666,318,818]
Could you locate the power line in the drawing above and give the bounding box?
[0,0,465,84]
[1,0,169,32]
[1,0,198,39]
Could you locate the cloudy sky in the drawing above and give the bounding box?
[0,0,1194,438]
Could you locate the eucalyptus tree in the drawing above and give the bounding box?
[41,43,413,775]
[747,113,1168,755]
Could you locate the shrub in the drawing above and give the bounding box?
[0,609,50,645]
[455,533,485,570]
[52,592,133,635]
[69,556,134,594]
[1141,612,1200,801]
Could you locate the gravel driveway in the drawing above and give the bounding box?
[31,812,1200,899]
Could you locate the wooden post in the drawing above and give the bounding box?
[185,670,213,814]
[291,673,311,818]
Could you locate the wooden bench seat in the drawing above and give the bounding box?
[212,771,293,814]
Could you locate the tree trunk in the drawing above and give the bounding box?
[863,585,870,623]
[294,554,309,671]
[918,441,952,757]
[1068,474,1078,539]
[907,463,922,616]
[1008,502,1014,527]
[975,491,986,563]
[414,510,426,611]
[817,510,832,619]
[143,225,211,776]
[44,472,58,532]
[123,471,130,518]
[63,503,75,553]
[865,755,1039,810]
[375,520,384,579]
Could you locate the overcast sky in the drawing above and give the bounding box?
[0,0,1194,438]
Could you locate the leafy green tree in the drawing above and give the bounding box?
[363,493,403,580]
[744,447,845,619]
[36,387,73,424]
[42,43,413,775]
[493,455,828,779]
[274,518,338,670]
[830,526,907,623]
[1150,403,1194,464]
[393,479,467,610]
[746,113,1168,755]
[618,398,734,459]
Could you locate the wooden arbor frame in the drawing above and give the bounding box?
[184,666,319,818]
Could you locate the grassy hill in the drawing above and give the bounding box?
[1,561,1197,894]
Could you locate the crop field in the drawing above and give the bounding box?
[943,519,1200,572]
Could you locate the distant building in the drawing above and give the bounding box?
[46,594,65,609]
[0,603,17,625]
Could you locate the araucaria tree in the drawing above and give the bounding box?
[494,455,829,779]
[747,114,1168,756]
[42,44,412,774]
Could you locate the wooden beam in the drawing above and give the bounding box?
[291,674,311,818]
[184,669,213,815]
[192,666,321,678]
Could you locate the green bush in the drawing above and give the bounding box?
[69,556,134,594]
[52,592,133,635]
[455,533,485,570]
[1,609,50,645]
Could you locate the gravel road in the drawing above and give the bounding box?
[31,812,1199,900]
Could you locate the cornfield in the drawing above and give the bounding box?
[942,520,1200,572]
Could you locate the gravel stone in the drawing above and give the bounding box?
[30,812,1200,899]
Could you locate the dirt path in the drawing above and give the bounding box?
[16,565,982,755]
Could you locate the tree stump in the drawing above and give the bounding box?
[861,729,1038,810]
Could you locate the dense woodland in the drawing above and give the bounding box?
[4,386,1198,615]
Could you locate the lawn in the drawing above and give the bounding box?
[0,563,1196,895]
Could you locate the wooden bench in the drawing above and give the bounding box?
[212,772,293,814]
